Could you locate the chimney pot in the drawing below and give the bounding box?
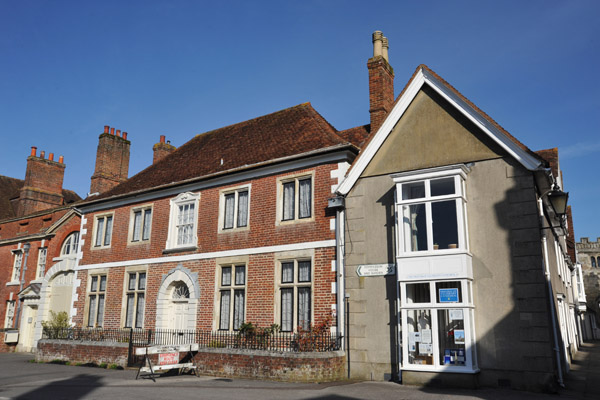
[372,30,383,58]
[104,125,110,134]
[59,155,64,163]
[49,153,54,161]
[30,146,37,157]
[110,127,115,135]
[116,129,121,137]
[123,132,127,140]
[382,37,389,62]
[160,135,166,143]
[40,151,45,159]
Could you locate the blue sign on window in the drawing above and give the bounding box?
[439,288,459,303]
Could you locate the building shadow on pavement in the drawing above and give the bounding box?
[15,374,102,400]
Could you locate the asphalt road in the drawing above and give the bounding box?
[0,353,583,400]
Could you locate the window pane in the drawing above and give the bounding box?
[431,177,455,197]
[97,295,105,327]
[222,267,231,286]
[431,200,458,250]
[298,178,311,219]
[90,276,98,292]
[138,273,146,290]
[436,281,462,303]
[142,209,152,240]
[237,191,248,227]
[132,210,142,241]
[280,288,293,331]
[233,290,245,330]
[281,262,294,283]
[235,265,245,286]
[135,294,145,329]
[406,283,431,303]
[298,261,311,282]
[219,291,230,330]
[125,294,135,328]
[402,181,425,200]
[99,275,107,292]
[64,236,72,255]
[406,309,433,365]
[403,204,428,252]
[298,287,311,330]
[438,309,466,366]
[72,232,80,253]
[104,216,113,246]
[88,295,97,327]
[128,273,136,291]
[224,193,235,229]
[95,218,104,247]
[282,182,295,220]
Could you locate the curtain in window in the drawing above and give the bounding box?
[97,295,105,327]
[404,204,427,251]
[222,267,232,286]
[88,296,97,327]
[283,182,295,220]
[281,262,294,283]
[224,193,235,229]
[138,273,146,290]
[99,275,107,291]
[104,216,113,246]
[233,290,245,330]
[13,252,22,281]
[142,209,151,240]
[90,276,98,292]
[125,294,135,328]
[237,191,248,227]
[219,291,230,330]
[72,232,80,254]
[235,265,245,285]
[128,273,136,291]
[95,219,104,247]
[298,288,311,330]
[135,294,145,328]
[38,248,47,278]
[177,204,195,245]
[281,288,293,331]
[299,179,311,218]
[133,211,142,240]
[298,261,311,282]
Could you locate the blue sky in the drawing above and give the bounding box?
[1,0,599,239]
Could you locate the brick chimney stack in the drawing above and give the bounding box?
[18,146,66,216]
[153,135,176,164]
[90,125,131,195]
[368,30,395,133]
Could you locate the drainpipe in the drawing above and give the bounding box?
[538,198,565,388]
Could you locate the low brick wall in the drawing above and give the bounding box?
[36,340,346,382]
[0,342,17,353]
[37,340,129,366]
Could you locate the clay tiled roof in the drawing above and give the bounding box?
[94,103,356,200]
[535,148,559,178]
[0,175,81,220]
[338,125,371,149]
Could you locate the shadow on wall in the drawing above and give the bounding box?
[15,373,102,400]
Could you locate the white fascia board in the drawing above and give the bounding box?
[79,149,356,214]
[337,68,543,195]
[76,239,336,271]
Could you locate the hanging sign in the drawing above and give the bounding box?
[356,264,395,277]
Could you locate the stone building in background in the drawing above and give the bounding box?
[576,237,600,338]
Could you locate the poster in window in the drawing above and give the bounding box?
[449,309,463,321]
[454,329,465,344]
[421,329,432,344]
[418,343,432,355]
[409,331,421,343]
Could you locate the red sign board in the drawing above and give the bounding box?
[158,352,179,366]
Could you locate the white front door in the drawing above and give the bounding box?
[21,305,38,352]
[171,301,187,331]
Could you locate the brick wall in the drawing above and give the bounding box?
[18,154,65,216]
[37,340,128,365]
[90,129,130,195]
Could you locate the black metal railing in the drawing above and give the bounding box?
[42,327,342,353]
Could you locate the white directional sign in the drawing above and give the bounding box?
[356,263,395,277]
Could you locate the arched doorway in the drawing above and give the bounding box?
[156,264,199,331]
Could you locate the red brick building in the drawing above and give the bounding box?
[0,149,81,351]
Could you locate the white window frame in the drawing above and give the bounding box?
[92,213,114,249]
[276,259,313,332]
[36,247,47,279]
[128,204,153,245]
[61,232,80,256]
[216,264,246,331]
[4,300,15,329]
[393,165,469,256]
[86,273,107,328]
[165,192,200,250]
[123,270,146,329]
[399,279,478,373]
[218,185,251,233]
[276,172,315,225]
[11,250,23,283]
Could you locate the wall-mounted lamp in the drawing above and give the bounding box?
[547,188,569,218]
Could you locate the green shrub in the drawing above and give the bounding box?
[41,311,71,339]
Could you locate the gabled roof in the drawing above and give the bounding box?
[337,64,546,195]
[0,175,81,220]
[91,103,356,200]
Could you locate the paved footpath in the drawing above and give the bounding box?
[1,342,599,400]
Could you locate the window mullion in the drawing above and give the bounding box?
[233,192,239,229]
